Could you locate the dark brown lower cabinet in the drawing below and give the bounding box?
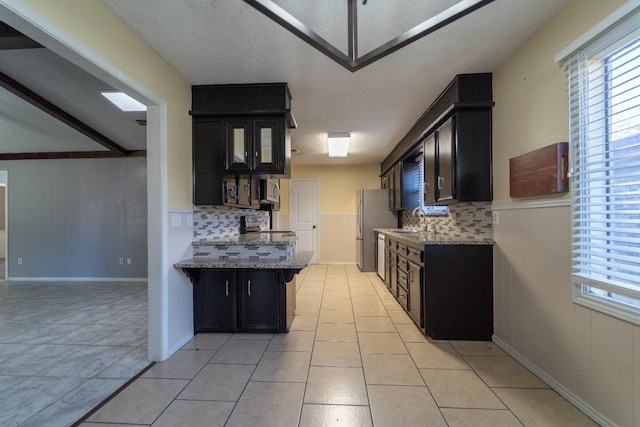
[424,245,493,341]
[195,270,237,331]
[238,270,280,331]
[187,268,297,333]
[384,234,493,341]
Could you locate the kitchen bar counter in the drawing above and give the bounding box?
[375,228,494,245]
[193,231,297,246]
[174,250,313,270]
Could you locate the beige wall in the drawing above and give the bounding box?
[21,0,193,208]
[276,164,381,264]
[279,164,381,214]
[492,0,638,425]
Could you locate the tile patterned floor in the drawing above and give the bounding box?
[0,280,149,427]
[80,265,597,427]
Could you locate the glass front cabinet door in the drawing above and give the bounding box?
[225,119,281,173]
[252,120,280,172]
[226,120,251,172]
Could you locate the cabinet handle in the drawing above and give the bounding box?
[438,176,445,190]
[248,280,251,296]
[255,151,258,157]
[225,280,229,296]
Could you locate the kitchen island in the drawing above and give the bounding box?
[175,232,312,333]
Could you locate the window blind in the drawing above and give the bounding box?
[567,13,640,312]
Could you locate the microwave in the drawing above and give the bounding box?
[223,176,237,206]
[261,179,280,203]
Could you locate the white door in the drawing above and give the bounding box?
[290,180,318,264]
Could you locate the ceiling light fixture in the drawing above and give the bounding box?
[328,132,350,157]
[100,91,147,112]
[243,0,495,72]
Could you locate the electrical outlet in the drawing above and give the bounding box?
[17,257,22,265]
[493,212,500,224]
[127,258,131,265]
[119,258,124,265]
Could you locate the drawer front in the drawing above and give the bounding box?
[407,246,423,264]
[397,270,408,292]
[397,242,407,254]
[397,286,408,310]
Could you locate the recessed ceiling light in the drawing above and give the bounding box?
[328,132,350,157]
[100,91,147,112]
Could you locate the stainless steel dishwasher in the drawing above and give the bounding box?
[377,233,386,279]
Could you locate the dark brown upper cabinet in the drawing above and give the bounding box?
[191,83,295,205]
[225,119,284,174]
[382,73,493,206]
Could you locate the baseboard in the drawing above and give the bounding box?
[492,336,615,427]
[6,277,148,282]
[167,332,195,358]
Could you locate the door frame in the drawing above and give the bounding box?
[0,1,169,361]
[0,170,6,280]
[290,179,319,264]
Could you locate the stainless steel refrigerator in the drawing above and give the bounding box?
[356,189,397,271]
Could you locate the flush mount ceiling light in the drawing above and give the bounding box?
[328,132,350,157]
[100,91,147,112]
[243,0,495,72]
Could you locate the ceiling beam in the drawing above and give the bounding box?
[0,150,146,161]
[0,71,131,156]
[0,21,43,50]
[244,0,496,72]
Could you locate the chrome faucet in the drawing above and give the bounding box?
[411,207,427,231]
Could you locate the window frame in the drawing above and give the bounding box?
[565,10,640,325]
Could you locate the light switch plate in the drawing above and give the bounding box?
[171,212,181,228]
[493,212,500,224]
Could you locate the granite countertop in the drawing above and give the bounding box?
[175,250,314,270]
[375,228,494,246]
[193,231,297,246]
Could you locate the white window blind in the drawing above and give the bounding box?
[566,10,640,322]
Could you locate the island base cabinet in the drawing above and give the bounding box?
[424,245,493,341]
[194,270,237,332]
[239,271,279,331]
[191,269,297,333]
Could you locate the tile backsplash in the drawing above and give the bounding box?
[401,202,493,241]
[193,206,270,240]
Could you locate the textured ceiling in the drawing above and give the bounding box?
[101,0,569,166]
[0,1,570,166]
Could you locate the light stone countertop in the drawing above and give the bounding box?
[375,228,494,246]
[174,250,313,270]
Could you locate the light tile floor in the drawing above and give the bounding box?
[81,265,597,427]
[0,280,149,427]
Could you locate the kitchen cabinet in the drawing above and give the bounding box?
[193,270,237,331]
[226,119,286,174]
[389,163,402,211]
[191,83,296,206]
[383,233,492,340]
[239,270,280,331]
[190,268,296,333]
[424,112,491,205]
[381,171,390,189]
[381,73,492,206]
[193,119,225,206]
[423,244,493,340]
[386,236,423,328]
